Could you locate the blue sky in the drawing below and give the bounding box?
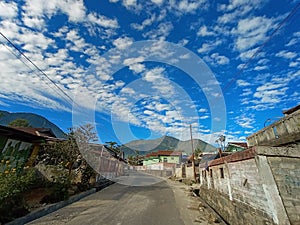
[0,0,299,146]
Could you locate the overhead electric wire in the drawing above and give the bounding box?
[0,32,75,107]
[223,1,300,92]
[0,39,74,106]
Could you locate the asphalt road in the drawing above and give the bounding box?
[27,173,220,225]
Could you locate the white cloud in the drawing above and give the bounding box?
[121,87,135,95]
[199,115,209,119]
[217,0,267,24]
[143,22,173,40]
[123,0,137,7]
[22,0,86,22]
[0,1,18,19]
[87,13,119,29]
[241,88,253,96]
[289,62,299,67]
[238,47,264,61]
[199,108,207,113]
[253,82,288,104]
[275,50,297,59]
[236,79,250,87]
[210,53,230,65]
[113,36,134,49]
[143,67,165,82]
[22,16,45,30]
[197,43,215,54]
[234,16,275,51]
[131,14,156,31]
[235,115,254,129]
[197,25,215,36]
[151,0,164,5]
[123,57,146,73]
[254,65,268,71]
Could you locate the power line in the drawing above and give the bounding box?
[0,39,74,106]
[223,2,300,92]
[0,32,75,107]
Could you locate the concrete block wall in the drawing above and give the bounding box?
[199,186,274,225]
[267,157,300,224]
[199,146,299,225]
[201,158,273,222]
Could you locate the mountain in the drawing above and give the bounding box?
[120,135,216,157]
[0,110,66,138]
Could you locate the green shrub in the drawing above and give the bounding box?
[0,168,38,223]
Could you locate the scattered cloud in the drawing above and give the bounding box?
[235,114,254,129]
[0,1,18,19]
[87,13,119,29]
[275,50,297,59]
[236,79,250,87]
[233,16,276,51]
[113,36,134,49]
[197,25,215,36]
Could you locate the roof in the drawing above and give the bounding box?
[0,125,46,143]
[282,104,300,115]
[12,127,57,138]
[201,148,256,168]
[227,142,248,148]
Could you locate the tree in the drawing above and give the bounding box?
[215,135,226,151]
[105,141,121,156]
[194,146,203,158]
[40,124,98,177]
[8,119,31,127]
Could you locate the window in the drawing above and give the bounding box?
[220,167,224,178]
[163,157,167,162]
[171,157,174,160]
[210,169,213,178]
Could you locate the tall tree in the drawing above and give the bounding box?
[8,118,31,127]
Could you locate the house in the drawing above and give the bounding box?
[198,105,300,225]
[224,142,248,152]
[0,125,57,173]
[143,150,182,166]
[247,104,300,147]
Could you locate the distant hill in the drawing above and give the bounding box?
[0,110,66,138]
[120,135,216,157]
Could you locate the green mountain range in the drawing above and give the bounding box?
[0,110,66,138]
[120,135,216,157]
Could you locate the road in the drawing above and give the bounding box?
[28,172,221,225]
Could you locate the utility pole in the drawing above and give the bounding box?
[190,124,197,182]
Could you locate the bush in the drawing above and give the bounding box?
[0,168,37,223]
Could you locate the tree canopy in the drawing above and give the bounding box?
[8,119,31,127]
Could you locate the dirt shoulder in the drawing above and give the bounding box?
[166,179,226,225]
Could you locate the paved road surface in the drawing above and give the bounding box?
[28,172,220,225]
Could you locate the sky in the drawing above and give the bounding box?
[0,0,299,147]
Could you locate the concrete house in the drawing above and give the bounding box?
[0,125,57,173]
[143,150,182,166]
[224,142,248,152]
[199,104,300,225]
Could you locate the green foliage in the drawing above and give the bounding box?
[194,147,203,158]
[0,168,36,202]
[8,118,31,127]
